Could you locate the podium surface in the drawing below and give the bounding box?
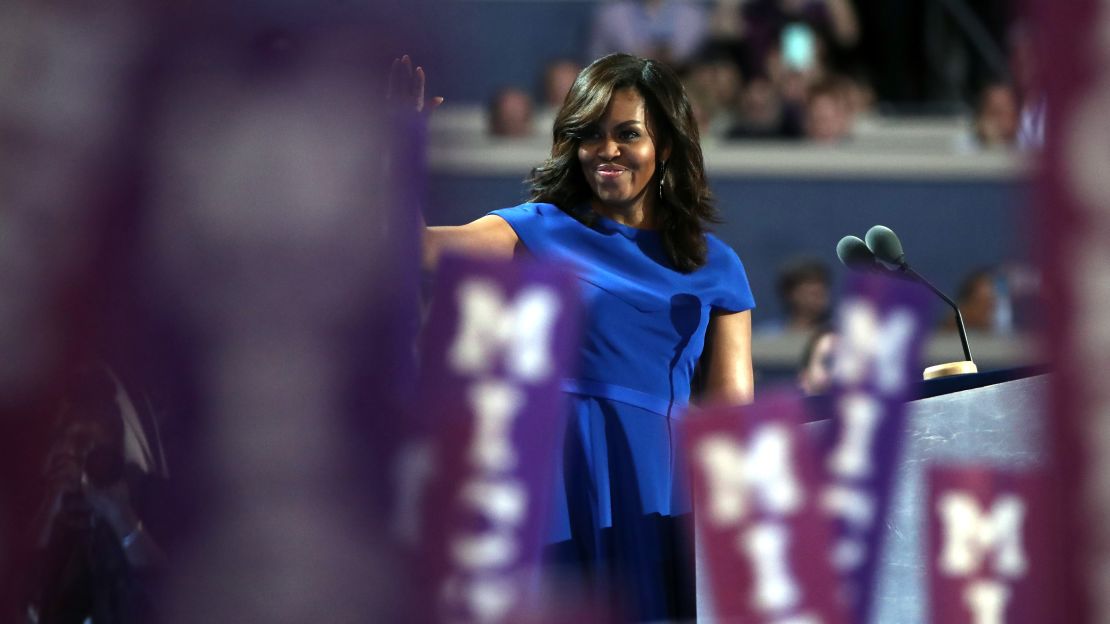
[872,373,1048,623]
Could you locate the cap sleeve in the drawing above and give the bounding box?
[487,202,551,256]
[709,240,756,313]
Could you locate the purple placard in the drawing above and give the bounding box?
[685,393,849,623]
[401,254,581,623]
[820,274,931,621]
[928,467,1050,624]
[1039,0,1110,620]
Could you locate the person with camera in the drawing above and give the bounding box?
[30,369,165,624]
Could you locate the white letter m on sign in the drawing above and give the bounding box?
[448,279,561,382]
[937,491,1028,578]
[696,426,804,526]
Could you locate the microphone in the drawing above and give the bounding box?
[856,224,981,370]
[836,235,883,272]
[836,234,914,280]
[863,225,907,269]
[837,226,977,379]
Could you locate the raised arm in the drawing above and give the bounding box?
[822,0,860,47]
[388,54,444,113]
[424,216,520,270]
[701,309,754,405]
[387,56,520,269]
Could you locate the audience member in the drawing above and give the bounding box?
[682,80,718,137]
[798,325,837,396]
[928,0,1013,107]
[587,0,709,67]
[948,269,999,333]
[804,77,854,143]
[972,82,1019,149]
[542,58,582,108]
[708,0,745,42]
[488,87,535,138]
[757,257,832,334]
[682,48,745,135]
[778,64,818,107]
[30,367,167,624]
[737,0,860,78]
[1008,21,1045,150]
[843,73,878,128]
[1016,92,1045,151]
[727,74,803,139]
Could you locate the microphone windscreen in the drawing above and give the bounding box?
[865,225,905,265]
[836,235,877,270]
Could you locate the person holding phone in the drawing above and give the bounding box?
[738,0,859,77]
[30,368,165,624]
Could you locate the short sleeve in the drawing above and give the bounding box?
[709,240,756,313]
[488,202,551,256]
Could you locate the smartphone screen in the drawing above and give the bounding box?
[782,23,817,72]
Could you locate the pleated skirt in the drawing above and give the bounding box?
[542,394,696,622]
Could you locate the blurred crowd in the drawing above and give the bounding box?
[488,0,1042,151]
[760,256,1039,339]
[759,254,1040,392]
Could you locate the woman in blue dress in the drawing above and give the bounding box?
[412,53,755,621]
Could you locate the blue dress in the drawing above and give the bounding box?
[489,202,755,620]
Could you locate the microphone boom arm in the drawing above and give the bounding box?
[901,264,974,363]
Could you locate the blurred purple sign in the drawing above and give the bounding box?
[402,254,581,623]
[685,394,848,623]
[1039,0,1110,619]
[821,275,931,621]
[928,467,1050,624]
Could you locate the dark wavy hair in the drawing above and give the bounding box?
[528,53,719,272]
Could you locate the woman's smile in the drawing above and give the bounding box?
[595,164,627,180]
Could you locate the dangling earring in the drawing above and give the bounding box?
[658,161,667,200]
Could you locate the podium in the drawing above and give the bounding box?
[695,371,1049,624]
[869,372,1049,624]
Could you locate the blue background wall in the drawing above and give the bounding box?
[426,1,599,103]
[428,172,1031,324]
